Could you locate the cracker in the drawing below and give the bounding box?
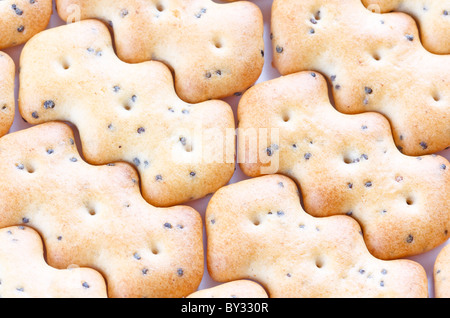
[237,71,450,260]
[0,51,15,137]
[55,0,264,103]
[0,225,107,298]
[187,280,268,298]
[271,0,450,155]
[0,0,52,50]
[0,122,204,298]
[434,244,450,298]
[206,174,428,297]
[362,0,450,54]
[18,19,236,208]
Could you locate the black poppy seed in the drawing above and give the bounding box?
[347,183,353,189]
[82,282,90,288]
[405,34,414,41]
[17,25,24,32]
[177,268,184,277]
[142,268,148,275]
[278,182,284,188]
[11,5,23,15]
[120,9,129,17]
[261,50,264,57]
[31,111,38,119]
[276,45,283,53]
[133,252,141,260]
[277,210,285,216]
[419,141,428,149]
[234,92,242,96]
[57,236,62,240]
[155,174,162,181]
[310,18,317,24]
[22,217,29,223]
[113,85,120,92]
[133,158,140,166]
[330,75,336,81]
[441,164,447,170]
[182,109,189,114]
[361,125,367,130]
[70,157,77,162]
[205,71,211,78]
[365,181,372,187]
[361,154,368,160]
[346,211,353,216]
[359,269,365,274]
[16,287,24,292]
[164,222,172,229]
[266,147,273,156]
[304,153,312,160]
[137,127,145,134]
[381,269,387,275]
[16,163,24,170]
[292,144,297,148]
[335,84,341,90]
[30,0,36,3]
[380,280,385,287]
[43,100,55,109]
[179,136,186,145]
[444,10,448,16]
[131,95,137,102]
[364,87,373,94]
[406,234,414,243]
[168,107,174,112]
[190,171,196,177]
[210,219,215,224]
[47,149,54,154]
[309,28,315,34]
[310,72,316,77]
[2,104,6,110]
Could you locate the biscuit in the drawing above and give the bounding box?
[362,0,450,54]
[271,0,450,155]
[0,0,52,50]
[19,19,236,208]
[0,122,204,298]
[0,51,15,137]
[187,280,268,298]
[0,225,107,298]
[237,71,450,260]
[434,244,450,298]
[206,174,428,297]
[55,0,264,103]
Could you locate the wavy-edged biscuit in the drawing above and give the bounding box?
[55,0,264,103]
[0,51,15,137]
[0,225,107,298]
[206,174,428,298]
[0,0,52,49]
[187,280,268,298]
[19,19,235,207]
[434,243,450,298]
[237,71,450,260]
[271,0,450,155]
[0,122,204,298]
[362,0,450,54]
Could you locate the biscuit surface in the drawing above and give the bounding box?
[0,51,15,137]
[206,174,428,298]
[0,226,107,298]
[0,122,204,298]
[237,71,450,260]
[434,244,450,298]
[0,0,52,49]
[271,0,450,155]
[362,0,450,54]
[187,280,268,298]
[19,20,235,207]
[56,0,264,103]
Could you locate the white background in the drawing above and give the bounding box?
[3,0,449,297]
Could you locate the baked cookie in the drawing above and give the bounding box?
[19,19,236,208]
[271,0,450,155]
[362,0,450,54]
[56,0,264,103]
[0,225,107,298]
[206,174,428,297]
[0,51,15,137]
[0,0,52,49]
[0,122,204,298]
[237,71,450,260]
[187,280,268,298]
[434,243,450,298]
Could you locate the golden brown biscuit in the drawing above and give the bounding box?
[206,174,428,298]
[0,0,52,49]
[0,51,15,137]
[55,0,264,103]
[271,0,450,155]
[434,243,450,298]
[362,0,450,54]
[187,280,268,298]
[0,225,107,298]
[19,19,236,208]
[237,71,450,260]
[0,122,204,298]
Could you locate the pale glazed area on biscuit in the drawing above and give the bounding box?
[434,244,450,298]
[55,0,265,103]
[18,20,236,208]
[0,52,15,137]
[237,71,449,260]
[0,0,52,50]
[206,174,428,297]
[0,226,107,298]
[271,0,450,155]
[0,122,204,298]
